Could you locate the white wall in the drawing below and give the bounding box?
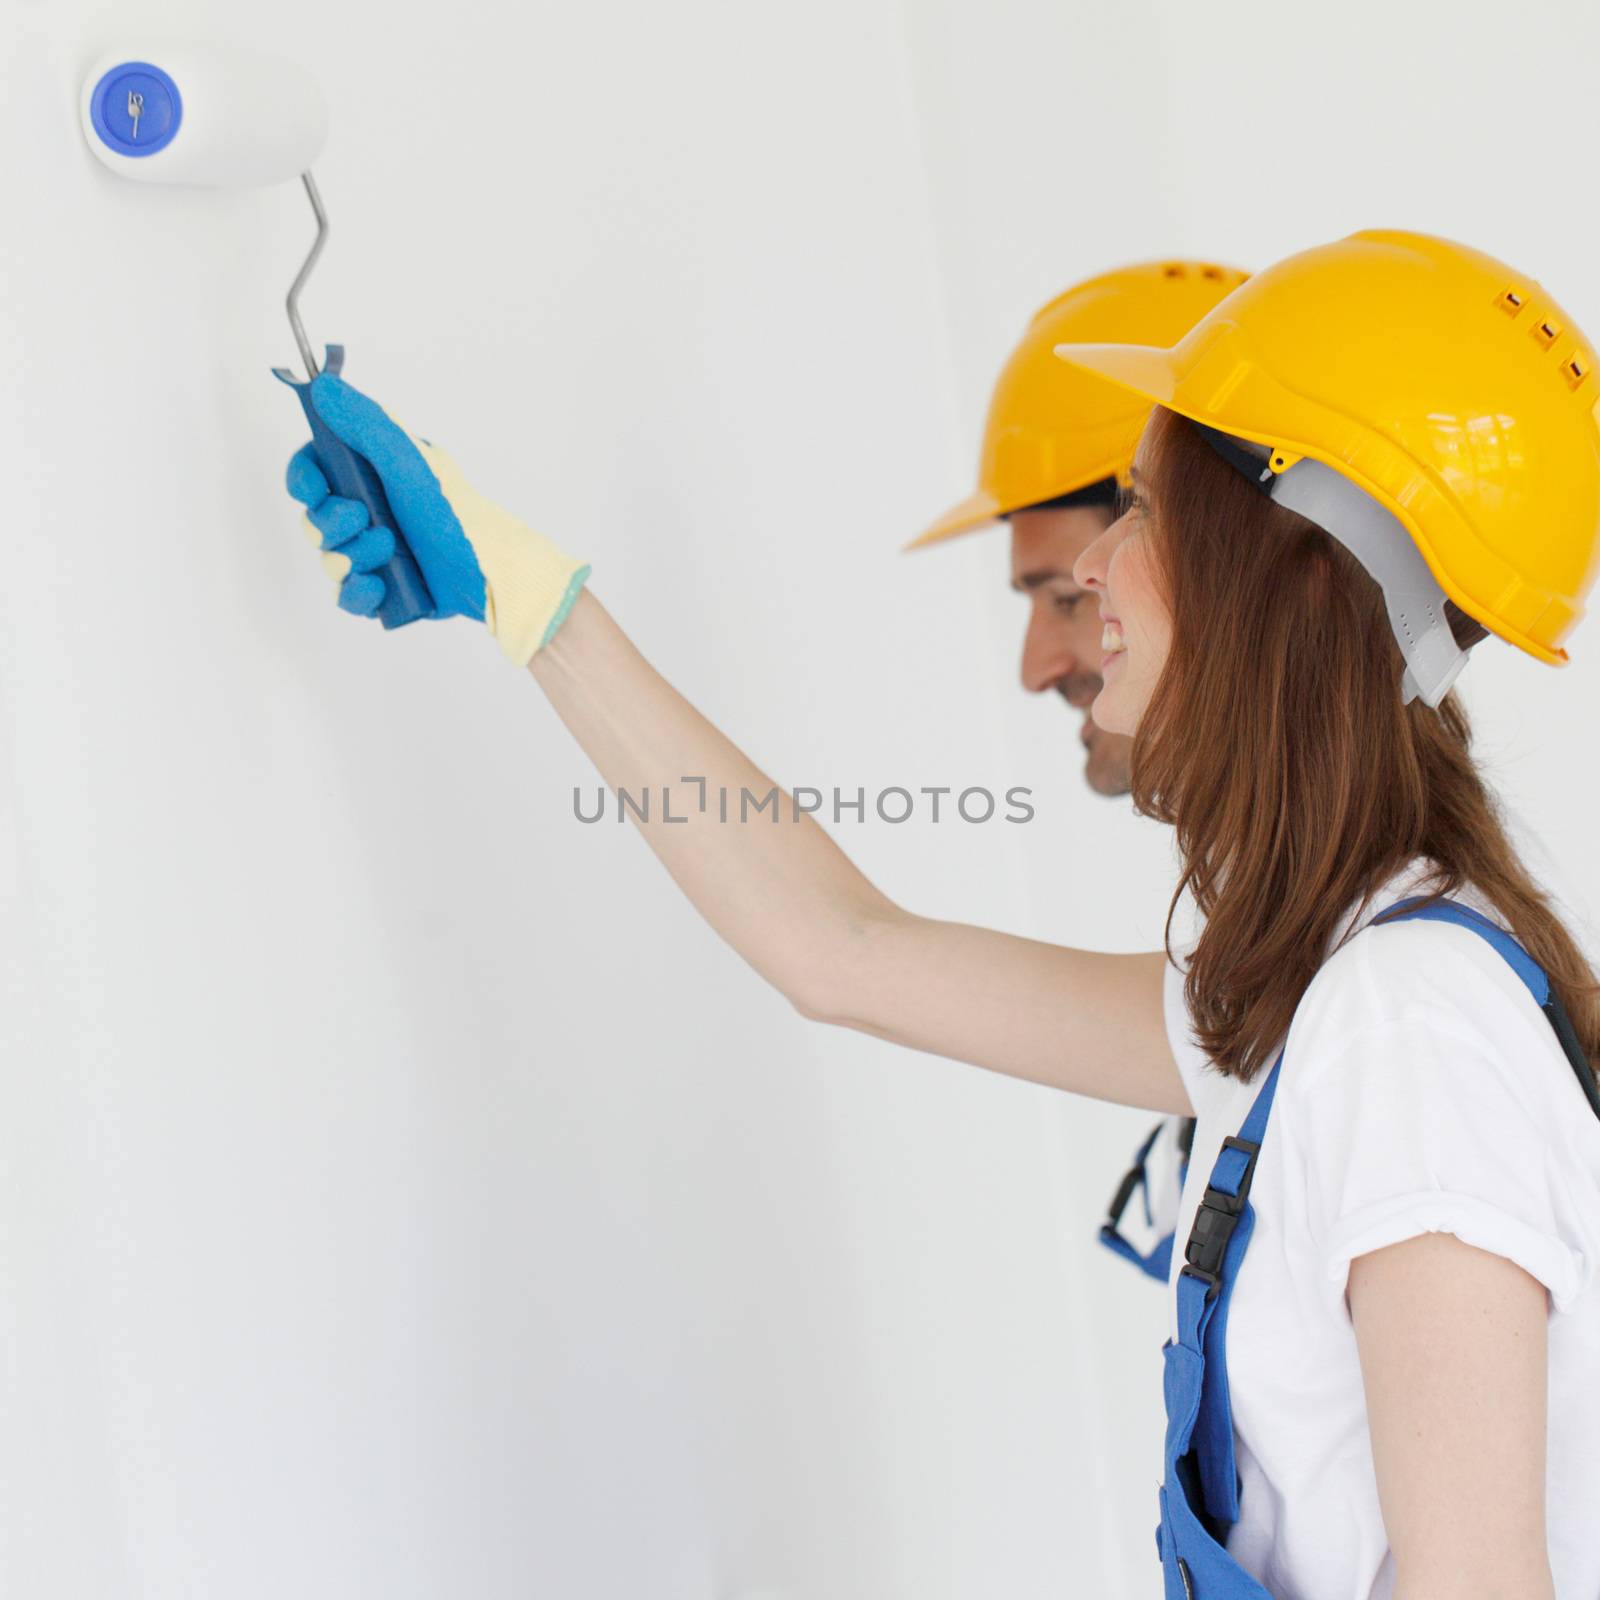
[6,1,1599,1597]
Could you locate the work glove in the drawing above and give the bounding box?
[285,373,590,665]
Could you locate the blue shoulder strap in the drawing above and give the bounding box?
[1172,1048,1281,1529]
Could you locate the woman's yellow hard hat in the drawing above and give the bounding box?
[910,259,1249,549]
[1052,230,1600,677]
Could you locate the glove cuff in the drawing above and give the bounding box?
[486,554,591,666]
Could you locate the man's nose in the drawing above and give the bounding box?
[1020,610,1076,694]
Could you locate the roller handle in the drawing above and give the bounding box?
[273,347,434,629]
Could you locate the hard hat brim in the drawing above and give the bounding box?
[1050,340,1182,415]
[906,458,1137,552]
[906,489,1003,550]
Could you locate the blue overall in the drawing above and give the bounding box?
[1156,896,1600,1597]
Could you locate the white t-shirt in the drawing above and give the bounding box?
[1162,860,1600,1599]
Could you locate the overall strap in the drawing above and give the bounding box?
[1173,1048,1283,1530]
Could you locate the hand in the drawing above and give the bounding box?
[285,373,590,665]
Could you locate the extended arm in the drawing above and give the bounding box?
[285,374,1189,1114]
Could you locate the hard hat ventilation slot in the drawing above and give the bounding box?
[1565,354,1589,389]
[1163,264,1187,278]
[1534,318,1562,349]
[1200,266,1224,280]
[1498,288,1526,315]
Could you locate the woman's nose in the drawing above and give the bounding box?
[1073,520,1117,594]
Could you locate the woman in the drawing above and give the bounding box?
[286,230,1600,1598]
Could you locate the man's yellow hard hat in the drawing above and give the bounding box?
[1052,230,1600,678]
[910,259,1249,549]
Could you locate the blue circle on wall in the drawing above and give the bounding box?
[89,62,183,158]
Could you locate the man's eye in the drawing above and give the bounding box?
[1053,593,1086,615]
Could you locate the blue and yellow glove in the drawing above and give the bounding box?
[285,374,590,665]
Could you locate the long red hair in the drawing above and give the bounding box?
[1134,406,1600,1083]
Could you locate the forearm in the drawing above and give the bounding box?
[530,588,891,1014]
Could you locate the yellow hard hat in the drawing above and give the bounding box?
[909,259,1249,549]
[1052,229,1600,694]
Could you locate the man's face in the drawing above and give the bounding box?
[1009,504,1134,797]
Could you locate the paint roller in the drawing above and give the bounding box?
[79,43,433,627]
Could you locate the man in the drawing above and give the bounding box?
[910,259,1248,1276]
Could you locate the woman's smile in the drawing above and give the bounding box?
[1100,617,1126,669]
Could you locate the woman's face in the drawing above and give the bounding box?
[1070,434,1174,737]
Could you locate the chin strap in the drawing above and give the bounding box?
[1192,422,1469,709]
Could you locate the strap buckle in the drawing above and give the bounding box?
[1179,1134,1261,1300]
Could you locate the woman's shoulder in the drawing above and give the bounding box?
[1317,901,1531,1009]
[1284,896,1570,1105]
[1279,891,1600,1317]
